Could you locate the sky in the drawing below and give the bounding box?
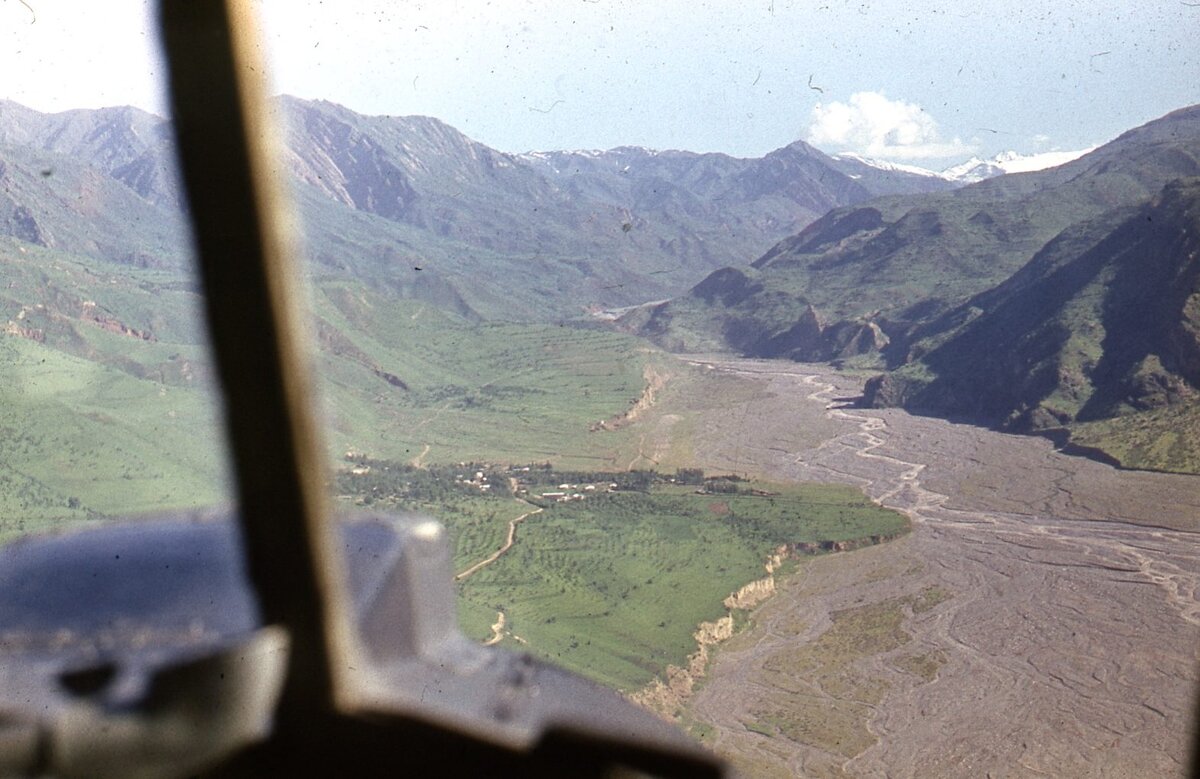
[1,0,1197,165]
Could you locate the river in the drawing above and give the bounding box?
[681,360,1200,778]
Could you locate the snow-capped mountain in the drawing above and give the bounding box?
[834,148,1097,186]
[940,148,1096,183]
[833,152,946,179]
[828,152,957,195]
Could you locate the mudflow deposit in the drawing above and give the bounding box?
[682,359,1199,778]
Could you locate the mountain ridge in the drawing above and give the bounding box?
[863,177,1200,425]
[0,95,955,321]
[626,104,1200,356]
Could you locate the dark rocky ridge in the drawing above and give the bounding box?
[623,106,1200,464]
[863,176,1200,432]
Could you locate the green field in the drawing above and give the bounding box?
[334,462,908,692]
[0,245,659,539]
[310,281,655,469]
[0,336,228,542]
[459,483,905,691]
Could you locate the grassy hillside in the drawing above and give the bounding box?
[0,336,227,541]
[1062,401,1200,474]
[309,281,658,468]
[0,237,224,541]
[0,232,665,538]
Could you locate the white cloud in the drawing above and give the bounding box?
[807,92,976,161]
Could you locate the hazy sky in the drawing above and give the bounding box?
[1,0,1196,163]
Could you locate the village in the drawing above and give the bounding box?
[336,454,752,508]
[452,464,637,505]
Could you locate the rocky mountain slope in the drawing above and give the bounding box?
[627,105,1200,357]
[862,176,1200,461]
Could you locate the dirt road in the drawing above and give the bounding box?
[454,500,543,582]
[683,360,1200,778]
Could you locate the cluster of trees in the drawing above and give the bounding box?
[517,467,747,492]
[337,457,755,507]
[336,458,510,504]
[701,478,743,494]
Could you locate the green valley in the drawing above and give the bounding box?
[0,239,911,696]
[5,4,1200,774]
[0,208,912,696]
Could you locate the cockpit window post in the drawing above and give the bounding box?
[158,0,359,717]
[152,2,727,775]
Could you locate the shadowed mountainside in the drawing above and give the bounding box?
[861,176,1200,471]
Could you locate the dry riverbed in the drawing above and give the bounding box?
[681,359,1200,778]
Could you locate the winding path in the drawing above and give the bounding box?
[453,499,543,582]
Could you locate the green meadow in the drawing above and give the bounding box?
[0,244,657,538]
[0,335,228,542]
[457,483,906,691]
[309,281,654,469]
[335,462,908,692]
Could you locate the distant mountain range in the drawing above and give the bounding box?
[0,96,951,322]
[623,104,1200,471]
